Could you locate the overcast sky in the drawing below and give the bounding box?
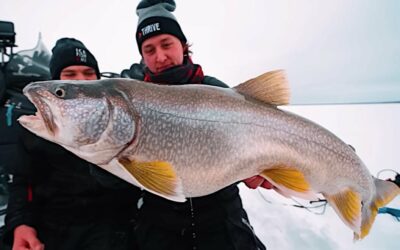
[1,1,399,249]
[1,0,400,104]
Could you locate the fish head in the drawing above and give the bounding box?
[19,80,138,164]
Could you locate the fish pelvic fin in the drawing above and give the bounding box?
[355,178,400,240]
[260,166,317,200]
[323,189,362,240]
[118,158,185,202]
[234,69,290,106]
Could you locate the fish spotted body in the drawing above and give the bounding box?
[19,70,399,239]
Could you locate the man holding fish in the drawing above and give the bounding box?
[108,0,267,249]
[14,0,400,249]
[5,38,140,250]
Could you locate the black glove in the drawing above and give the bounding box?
[120,63,145,80]
[391,174,400,188]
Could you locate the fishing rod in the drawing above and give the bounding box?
[257,189,328,215]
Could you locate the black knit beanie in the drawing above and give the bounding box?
[136,0,187,54]
[49,38,100,80]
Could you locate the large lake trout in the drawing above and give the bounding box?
[19,70,399,239]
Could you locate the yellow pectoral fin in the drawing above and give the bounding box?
[323,189,362,238]
[119,158,184,201]
[261,167,315,199]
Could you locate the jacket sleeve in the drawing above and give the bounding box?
[203,76,229,88]
[1,92,39,244]
[3,176,35,244]
[3,138,35,245]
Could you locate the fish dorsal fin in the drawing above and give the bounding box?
[234,70,290,105]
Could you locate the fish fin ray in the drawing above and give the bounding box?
[261,167,317,199]
[323,189,362,239]
[234,70,290,105]
[118,158,185,202]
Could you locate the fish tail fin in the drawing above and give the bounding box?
[261,166,318,200]
[234,69,290,105]
[355,177,400,240]
[323,178,400,241]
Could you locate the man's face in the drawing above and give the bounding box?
[60,65,98,80]
[141,34,184,74]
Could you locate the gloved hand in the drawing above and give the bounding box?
[387,174,400,188]
[13,225,44,250]
[243,175,274,189]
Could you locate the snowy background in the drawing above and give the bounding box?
[1,0,399,249]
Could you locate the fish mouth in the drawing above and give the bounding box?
[22,91,57,136]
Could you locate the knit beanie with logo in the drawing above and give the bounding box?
[49,37,100,80]
[135,0,187,53]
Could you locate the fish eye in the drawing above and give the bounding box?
[55,87,66,98]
